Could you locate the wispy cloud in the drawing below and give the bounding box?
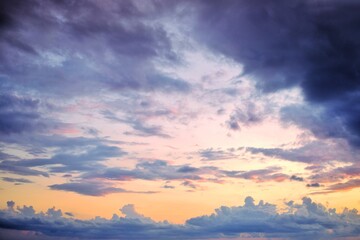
[49,181,157,196]
[2,177,32,184]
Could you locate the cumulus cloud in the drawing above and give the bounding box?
[0,197,359,239]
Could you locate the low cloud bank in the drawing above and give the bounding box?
[0,196,359,239]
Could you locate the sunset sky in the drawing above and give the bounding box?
[0,0,360,239]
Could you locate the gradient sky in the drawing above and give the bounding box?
[0,0,360,239]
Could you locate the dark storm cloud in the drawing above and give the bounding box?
[191,0,360,147]
[0,196,359,239]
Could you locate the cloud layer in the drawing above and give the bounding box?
[0,196,359,240]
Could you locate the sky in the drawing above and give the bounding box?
[0,0,360,239]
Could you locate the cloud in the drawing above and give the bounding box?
[326,179,360,192]
[280,104,349,141]
[48,181,156,197]
[162,185,175,189]
[82,160,209,182]
[290,175,304,182]
[124,120,171,138]
[0,135,128,182]
[0,162,49,177]
[309,163,360,184]
[0,196,359,239]
[102,110,171,138]
[82,160,294,188]
[223,167,288,183]
[48,182,127,196]
[199,148,238,161]
[311,179,360,195]
[0,134,121,152]
[2,177,32,184]
[145,74,191,93]
[0,93,51,135]
[181,180,198,189]
[227,102,266,131]
[189,0,360,148]
[6,201,15,209]
[246,140,359,163]
[306,183,321,188]
[5,144,126,174]
[0,0,185,99]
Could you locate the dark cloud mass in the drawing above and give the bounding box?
[0,197,359,239]
[192,0,360,147]
[0,0,187,97]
